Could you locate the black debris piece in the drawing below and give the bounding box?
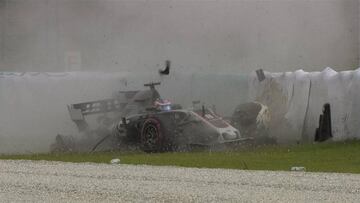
[315,103,332,142]
[256,69,265,82]
[159,60,170,75]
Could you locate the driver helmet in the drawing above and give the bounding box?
[154,99,172,111]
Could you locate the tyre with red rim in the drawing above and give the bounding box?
[141,118,163,152]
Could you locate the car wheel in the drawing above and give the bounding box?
[141,118,163,152]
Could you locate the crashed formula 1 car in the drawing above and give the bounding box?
[51,82,251,153]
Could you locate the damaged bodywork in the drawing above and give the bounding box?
[231,102,275,144]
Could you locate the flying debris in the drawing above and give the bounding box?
[159,60,171,75]
[256,69,265,82]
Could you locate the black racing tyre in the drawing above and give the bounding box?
[140,118,164,152]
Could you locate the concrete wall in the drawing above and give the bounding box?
[0,0,358,73]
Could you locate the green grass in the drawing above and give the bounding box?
[1,140,360,173]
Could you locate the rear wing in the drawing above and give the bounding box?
[69,99,124,116]
[68,90,139,132]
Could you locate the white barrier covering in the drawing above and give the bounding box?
[249,68,360,143]
[0,72,248,153]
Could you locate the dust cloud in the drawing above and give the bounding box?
[0,0,358,153]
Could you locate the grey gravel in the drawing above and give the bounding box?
[0,160,360,202]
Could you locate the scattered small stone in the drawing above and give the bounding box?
[110,158,120,164]
[291,166,306,171]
